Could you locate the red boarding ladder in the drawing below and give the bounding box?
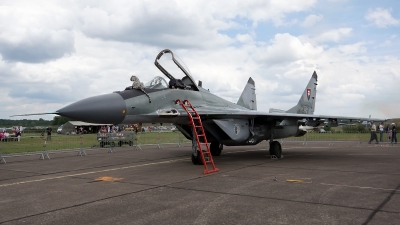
[175,99,219,174]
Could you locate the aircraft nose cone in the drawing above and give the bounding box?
[57,93,126,124]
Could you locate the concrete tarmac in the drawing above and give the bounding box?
[0,141,399,225]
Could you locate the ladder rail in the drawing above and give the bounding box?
[175,99,219,174]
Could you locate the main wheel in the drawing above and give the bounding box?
[210,142,223,156]
[191,151,204,165]
[191,153,199,165]
[269,141,282,158]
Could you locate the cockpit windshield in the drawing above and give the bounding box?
[143,76,168,89]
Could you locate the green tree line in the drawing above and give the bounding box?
[0,116,70,127]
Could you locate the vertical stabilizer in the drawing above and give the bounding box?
[286,71,318,114]
[237,77,257,110]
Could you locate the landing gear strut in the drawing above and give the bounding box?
[210,142,223,156]
[269,141,282,158]
[191,139,204,165]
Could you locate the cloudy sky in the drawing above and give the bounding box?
[1,0,399,121]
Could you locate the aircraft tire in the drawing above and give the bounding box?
[210,142,223,156]
[191,151,204,165]
[269,141,282,158]
[191,154,198,165]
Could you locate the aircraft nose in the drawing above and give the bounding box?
[57,93,126,124]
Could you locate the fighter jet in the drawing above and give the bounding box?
[14,49,383,164]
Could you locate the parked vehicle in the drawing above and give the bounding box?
[97,131,136,147]
[57,125,63,134]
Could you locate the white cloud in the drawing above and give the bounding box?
[179,0,317,27]
[336,42,367,55]
[365,8,400,28]
[0,2,77,63]
[79,2,235,49]
[254,33,323,66]
[302,14,323,27]
[0,0,399,121]
[314,28,352,43]
[236,34,255,44]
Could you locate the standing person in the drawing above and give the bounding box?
[4,130,10,141]
[388,125,392,141]
[0,130,4,141]
[379,122,384,142]
[16,129,21,142]
[46,126,52,141]
[368,121,379,144]
[392,123,397,144]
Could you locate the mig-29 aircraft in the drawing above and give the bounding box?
[15,49,383,165]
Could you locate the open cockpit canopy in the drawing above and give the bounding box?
[154,49,199,91]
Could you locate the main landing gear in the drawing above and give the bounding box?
[210,142,223,156]
[191,141,223,165]
[191,150,200,165]
[191,139,203,165]
[269,141,282,158]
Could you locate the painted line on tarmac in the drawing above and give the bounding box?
[320,183,400,192]
[0,158,186,187]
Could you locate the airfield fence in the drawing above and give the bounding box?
[0,130,397,163]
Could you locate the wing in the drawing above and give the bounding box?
[191,105,384,123]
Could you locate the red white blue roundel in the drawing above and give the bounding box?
[306,88,311,101]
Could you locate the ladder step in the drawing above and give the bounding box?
[176,99,218,174]
[203,168,219,174]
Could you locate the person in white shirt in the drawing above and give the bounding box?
[4,131,10,141]
[379,122,384,142]
[369,122,379,144]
